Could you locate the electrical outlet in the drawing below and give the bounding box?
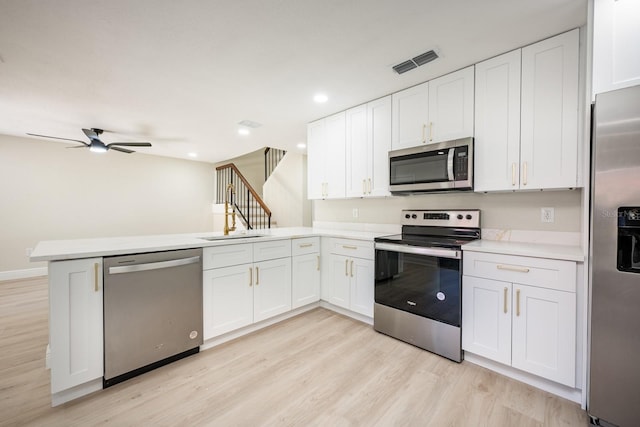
[541,207,554,223]
[352,208,359,218]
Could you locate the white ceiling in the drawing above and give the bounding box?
[0,0,587,163]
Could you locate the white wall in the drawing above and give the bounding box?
[0,134,215,272]
[313,190,583,234]
[263,152,311,227]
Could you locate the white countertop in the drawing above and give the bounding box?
[30,227,390,262]
[462,240,584,262]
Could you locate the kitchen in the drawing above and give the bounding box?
[1,0,639,426]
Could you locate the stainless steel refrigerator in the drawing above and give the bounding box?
[589,84,640,427]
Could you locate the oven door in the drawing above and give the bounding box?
[374,242,461,326]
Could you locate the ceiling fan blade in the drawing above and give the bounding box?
[65,145,87,149]
[27,133,89,146]
[109,146,134,154]
[107,142,152,147]
[82,128,100,140]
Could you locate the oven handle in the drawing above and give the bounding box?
[375,242,460,259]
[447,148,455,181]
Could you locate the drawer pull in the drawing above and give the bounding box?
[299,243,313,248]
[94,263,99,292]
[342,245,358,250]
[516,289,521,316]
[497,265,530,273]
[503,287,508,314]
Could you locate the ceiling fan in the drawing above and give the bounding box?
[27,128,152,154]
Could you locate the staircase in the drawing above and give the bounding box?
[216,147,286,230]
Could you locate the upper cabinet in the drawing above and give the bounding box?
[391,66,474,150]
[593,0,640,96]
[475,29,579,191]
[345,96,392,198]
[307,112,346,199]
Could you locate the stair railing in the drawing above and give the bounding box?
[264,147,287,181]
[216,163,271,230]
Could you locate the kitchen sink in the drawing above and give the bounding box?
[198,234,265,241]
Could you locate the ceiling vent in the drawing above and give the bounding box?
[392,49,439,74]
[238,120,262,128]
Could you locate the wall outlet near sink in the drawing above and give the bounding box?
[541,207,555,223]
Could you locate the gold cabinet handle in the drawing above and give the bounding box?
[511,163,516,186]
[94,263,99,292]
[350,260,354,277]
[299,243,313,248]
[422,124,427,143]
[503,287,508,314]
[362,179,366,195]
[516,289,521,316]
[249,268,253,286]
[522,162,528,186]
[429,122,433,142]
[368,178,372,194]
[497,264,530,273]
[342,245,357,250]
[316,255,320,271]
[345,259,349,276]
[255,267,259,285]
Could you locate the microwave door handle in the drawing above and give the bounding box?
[447,148,455,181]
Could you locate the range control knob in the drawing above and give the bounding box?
[466,214,473,220]
[411,214,417,219]
[457,214,463,220]
[405,214,411,219]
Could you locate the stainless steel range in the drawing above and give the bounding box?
[374,209,480,362]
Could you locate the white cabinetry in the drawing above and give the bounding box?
[326,239,374,317]
[345,96,392,198]
[392,66,474,150]
[474,29,579,191]
[462,251,577,387]
[520,29,579,190]
[306,112,346,199]
[203,240,292,339]
[292,237,321,308]
[593,0,640,95]
[49,258,103,394]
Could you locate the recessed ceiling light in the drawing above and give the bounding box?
[188,152,198,158]
[238,128,250,136]
[313,93,328,103]
[297,143,306,149]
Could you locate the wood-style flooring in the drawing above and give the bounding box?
[0,276,588,426]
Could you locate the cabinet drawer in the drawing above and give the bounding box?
[329,238,374,260]
[203,244,253,270]
[292,237,320,256]
[253,239,291,262]
[463,251,576,292]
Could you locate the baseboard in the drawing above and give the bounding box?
[319,301,373,325]
[0,267,48,282]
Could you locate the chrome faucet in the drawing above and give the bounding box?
[223,183,236,236]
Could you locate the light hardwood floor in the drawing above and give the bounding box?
[0,276,589,426]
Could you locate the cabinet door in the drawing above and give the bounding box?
[253,257,292,322]
[324,112,346,199]
[461,276,512,365]
[511,284,576,387]
[520,29,579,190]
[345,104,368,197]
[368,96,392,197]
[474,50,522,192]
[428,66,475,143]
[306,119,326,199]
[49,258,103,393]
[203,264,253,339]
[349,257,375,317]
[593,0,640,95]
[391,81,429,150]
[329,254,351,309]
[292,253,321,309]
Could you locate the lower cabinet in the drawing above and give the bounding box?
[48,258,103,394]
[462,251,577,387]
[326,238,375,317]
[203,241,292,340]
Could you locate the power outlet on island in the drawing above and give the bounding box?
[352,208,359,218]
[541,207,555,223]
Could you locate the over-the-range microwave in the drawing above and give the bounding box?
[388,137,473,193]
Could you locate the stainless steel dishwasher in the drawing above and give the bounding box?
[103,248,203,387]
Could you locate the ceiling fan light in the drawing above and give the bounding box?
[89,142,107,153]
